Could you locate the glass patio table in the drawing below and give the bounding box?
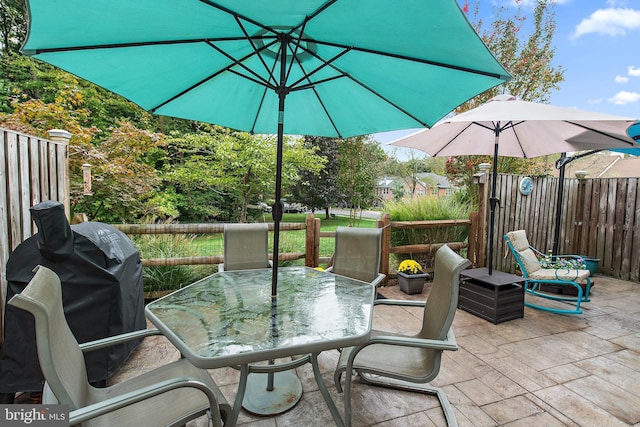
[145,266,375,426]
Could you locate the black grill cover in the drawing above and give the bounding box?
[0,201,145,392]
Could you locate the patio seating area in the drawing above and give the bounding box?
[109,273,640,426]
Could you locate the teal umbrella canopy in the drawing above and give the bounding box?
[610,120,640,154]
[22,0,510,296]
[22,0,510,137]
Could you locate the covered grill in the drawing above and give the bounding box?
[0,201,145,396]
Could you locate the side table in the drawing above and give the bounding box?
[459,268,524,324]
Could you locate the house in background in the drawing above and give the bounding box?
[554,151,640,179]
[374,172,453,206]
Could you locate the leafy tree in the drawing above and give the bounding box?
[445,0,564,204]
[1,93,164,222]
[0,0,27,55]
[71,120,164,221]
[463,0,564,106]
[337,136,386,224]
[290,136,337,219]
[162,126,324,223]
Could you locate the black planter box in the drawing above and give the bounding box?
[458,268,524,324]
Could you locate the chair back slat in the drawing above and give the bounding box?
[223,223,271,271]
[505,230,541,276]
[332,227,382,283]
[8,266,90,410]
[420,245,471,340]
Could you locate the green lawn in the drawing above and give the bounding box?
[142,213,378,292]
[191,213,377,260]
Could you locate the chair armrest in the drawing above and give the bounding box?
[367,328,458,351]
[69,376,223,427]
[325,269,385,288]
[374,299,426,308]
[371,273,386,288]
[79,329,161,352]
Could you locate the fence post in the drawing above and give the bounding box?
[473,164,490,268]
[313,218,320,267]
[572,172,587,254]
[47,129,71,219]
[379,213,391,284]
[305,213,315,267]
[468,211,478,266]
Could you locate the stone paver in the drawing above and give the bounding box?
[106,274,638,426]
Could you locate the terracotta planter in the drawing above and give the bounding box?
[397,271,429,295]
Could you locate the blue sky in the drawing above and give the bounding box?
[377,0,640,159]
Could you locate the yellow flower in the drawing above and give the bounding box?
[397,259,423,275]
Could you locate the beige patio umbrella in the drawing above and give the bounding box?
[389,94,636,275]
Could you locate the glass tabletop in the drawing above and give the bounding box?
[145,266,375,369]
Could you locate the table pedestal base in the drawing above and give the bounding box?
[242,372,303,415]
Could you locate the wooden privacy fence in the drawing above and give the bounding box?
[0,128,71,340]
[486,172,640,282]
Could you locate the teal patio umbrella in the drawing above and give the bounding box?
[21,0,510,295]
[21,0,511,415]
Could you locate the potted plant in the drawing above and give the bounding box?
[396,259,430,295]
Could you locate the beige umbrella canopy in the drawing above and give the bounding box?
[389,94,636,274]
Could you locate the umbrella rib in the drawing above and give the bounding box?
[565,121,635,146]
[198,0,276,35]
[234,16,279,87]
[311,85,342,137]
[250,85,271,134]
[149,43,276,113]
[303,38,511,81]
[205,40,275,88]
[507,124,529,158]
[292,74,346,92]
[288,44,429,127]
[24,37,252,55]
[283,19,310,85]
[343,73,429,127]
[251,60,280,134]
[287,47,351,90]
[285,41,342,137]
[431,122,475,156]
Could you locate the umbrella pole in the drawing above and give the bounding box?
[488,127,500,275]
[552,153,567,256]
[271,93,284,300]
[268,35,287,392]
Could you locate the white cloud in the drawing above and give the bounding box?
[608,91,640,105]
[629,66,640,76]
[615,75,630,83]
[573,8,640,38]
[587,98,603,104]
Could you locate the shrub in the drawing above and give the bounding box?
[383,196,471,271]
[132,218,217,293]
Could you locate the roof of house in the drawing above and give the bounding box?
[554,151,640,179]
[376,173,452,190]
[599,157,640,178]
[414,172,451,188]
